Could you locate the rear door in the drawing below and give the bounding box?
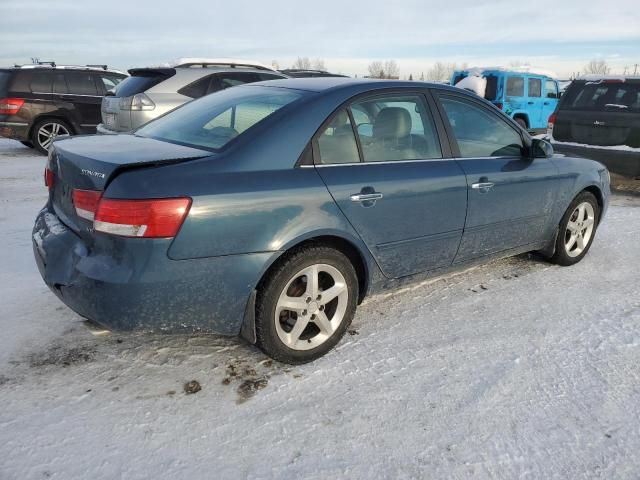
[433,92,559,262]
[314,91,468,279]
[63,71,102,132]
[554,80,640,147]
[526,76,545,128]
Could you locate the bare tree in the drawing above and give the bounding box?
[427,62,469,83]
[584,59,610,75]
[426,62,450,82]
[408,73,413,81]
[312,58,326,71]
[384,60,399,79]
[420,72,425,81]
[368,60,399,79]
[292,57,311,70]
[368,61,385,78]
[271,59,280,70]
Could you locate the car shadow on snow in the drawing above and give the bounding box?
[4,252,553,404]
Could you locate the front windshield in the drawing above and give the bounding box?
[137,86,302,151]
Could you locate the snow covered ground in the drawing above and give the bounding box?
[1,138,639,479]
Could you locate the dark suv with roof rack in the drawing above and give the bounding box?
[549,76,640,177]
[0,62,127,153]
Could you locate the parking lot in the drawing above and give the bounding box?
[1,138,639,479]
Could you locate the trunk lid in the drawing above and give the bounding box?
[49,134,211,234]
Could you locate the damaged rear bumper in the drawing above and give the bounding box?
[32,205,275,335]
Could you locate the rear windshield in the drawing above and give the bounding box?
[0,71,10,93]
[564,81,640,112]
[114,70,174,97]
[137,86,302,151]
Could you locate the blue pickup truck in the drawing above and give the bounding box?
[451,68,560,132]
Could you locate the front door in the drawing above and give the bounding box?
[314,92,468,279]
[526,76,545,128]
[434,92,559,262]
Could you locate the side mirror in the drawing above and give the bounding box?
[531,138,554,158]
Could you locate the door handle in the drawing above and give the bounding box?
[527,101,534,105]
[543,102,550,105]
[350,192,383,202]
[471,182,495,192]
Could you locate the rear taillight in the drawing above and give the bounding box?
[547,113,557,137]
[44,168,55,190]
[119,93,155,111]
[94,197,191,238]
[71,188,190,237]
[73,189,102,221]
[0,98,25,115]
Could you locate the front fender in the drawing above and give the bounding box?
[550,155,610,225]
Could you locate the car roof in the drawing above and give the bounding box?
[245,77,462,94]
[3,64,127,76]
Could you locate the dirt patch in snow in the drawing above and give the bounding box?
[28,344,96,368]
[220,357,302,403]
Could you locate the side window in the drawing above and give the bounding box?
[30,72,52,93]
[65,72,98,95]
[545,80,558,99]
[53,73,68,94]
[440,96,523,158]
[351,95,442,162]
[528,78,541,97]
[177,76,211,98]
[316,109,360,165]
[506,76,524,96]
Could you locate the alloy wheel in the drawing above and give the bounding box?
[274,263,349,351]
[37,122,69,151]
[564,201,595,257]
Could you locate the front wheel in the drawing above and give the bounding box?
[255,246,358,364]
[550,191,600,266]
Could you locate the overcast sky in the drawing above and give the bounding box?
[1,0,639,78]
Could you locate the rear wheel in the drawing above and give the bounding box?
[550,191,600,266]
[255,246,358,364]
[31,118,72,154]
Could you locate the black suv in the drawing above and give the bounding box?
[0,63,127,153]
[549,77,640,177]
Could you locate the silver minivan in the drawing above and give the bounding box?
[97,58,287,134]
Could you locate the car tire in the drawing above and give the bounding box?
[255,245,358,364]
[31,118,73,155]
[20,140,33,148]
[550,191,600,266]
[515,117,528,130]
